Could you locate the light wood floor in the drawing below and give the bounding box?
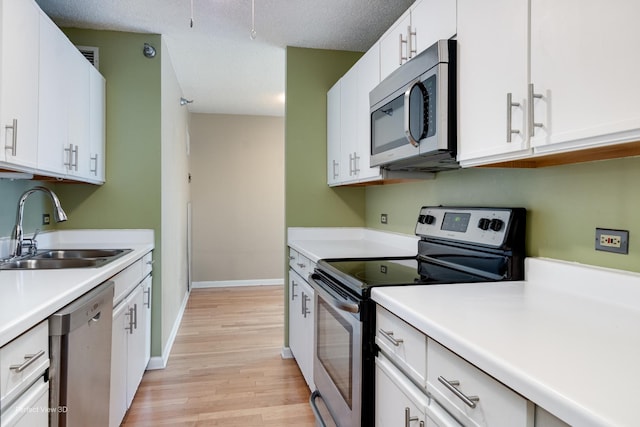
[122,286,316,426]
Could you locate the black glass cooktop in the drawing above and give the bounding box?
[317,257,491,297]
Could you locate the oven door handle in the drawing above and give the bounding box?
[310,390,329,427]
[310,273,360,314]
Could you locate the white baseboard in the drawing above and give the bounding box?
[192,278,283,288]
[281,346,293,359]
[146,289,191,370]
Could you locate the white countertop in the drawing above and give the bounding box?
[372,257,640,427]
[0,229,154,347]
[288,227,418,262]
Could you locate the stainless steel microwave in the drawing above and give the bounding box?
[370,39,457,172]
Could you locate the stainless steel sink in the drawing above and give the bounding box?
[0,249,132,270]
[33,249,129,260]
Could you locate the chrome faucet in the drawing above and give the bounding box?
[11,186,68,258]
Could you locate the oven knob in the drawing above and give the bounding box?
[424,214,436,225]
[489,218,504,231]
[478,218,490,230]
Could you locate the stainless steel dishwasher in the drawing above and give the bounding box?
[49,280,114,427]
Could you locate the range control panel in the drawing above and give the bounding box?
[415,207,519,248]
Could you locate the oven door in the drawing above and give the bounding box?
[310,273,362,427]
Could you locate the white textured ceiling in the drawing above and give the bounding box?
[35,0,414,116]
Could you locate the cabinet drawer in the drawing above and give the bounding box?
[375,306,427,387]
[427,338,533,427]
[1,321,49,408]
[112,259,143,305]
[142,251,153,277]
[289,248,313,279]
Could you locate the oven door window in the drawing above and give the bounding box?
[317,298,353,408]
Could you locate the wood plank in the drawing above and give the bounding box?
[122,286,315,426]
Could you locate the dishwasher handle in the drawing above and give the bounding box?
[49,280,114,335]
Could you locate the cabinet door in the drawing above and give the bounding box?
[88,67,106,183]
[0,0,39,168]
[339,65,358,182]
[110,301,129,427]
[37,12,69,177]
[456,0,531,166]
[126,283,146,407]
[327,82,341,185]
[298,278,314,390]
[530,0,640,152]
[354,45,382,182]
[379,10,412,80]
[141,275,152,366]
[375,355,427,427]
[66,47,90,179]
[411,0,457,56]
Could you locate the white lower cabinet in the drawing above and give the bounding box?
[288,269,314,390]
[0,321,49,427]
[109,255,152,427]
[426,338,534,427]
[376,355,428,427]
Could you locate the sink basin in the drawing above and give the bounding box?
[0,258,100,270]
[0,248,132,270]
[33,249,130,260]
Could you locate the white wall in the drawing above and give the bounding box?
[160,36,190,361]
[189,113,284,285]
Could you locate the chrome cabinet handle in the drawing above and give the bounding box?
[405,407,418,427]
[90,154,99,175]
[348,152,354,176]
[72,145,79,171]
[297,262,306,269]
[289,255,295,261]
[352,151,360,175]
[407,25,417,59]
[506,93,521,142]
[438,376,480,408]
[528,83,544,137]
[302,292,311,318]
[64,144,73,169]
[133,303,138,329]
[399,33,408,65]
[125,307,135,334]
[291,280,298,300]
[332,159,339,180]
[144,287,151,308]
[9,350,45,373]
[378,329,403,346]
[5,119,17,156]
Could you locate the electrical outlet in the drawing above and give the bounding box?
[380,214,388,224]
[42,214,50,225]
[595,228,629,254]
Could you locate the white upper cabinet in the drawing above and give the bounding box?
[379,0,456,81]
[0,0,40,169]
[456,0,531,166]
[327,45,383,186]
[458,0,640,166]
[529,0,640,154]
[327,81,341,185]
[88,68,106,183]
[38,12,71,177]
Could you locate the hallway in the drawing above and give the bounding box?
[122,286,315,426]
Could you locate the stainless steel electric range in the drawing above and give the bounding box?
[308,206,526,427]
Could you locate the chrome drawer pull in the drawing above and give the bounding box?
[438,376,479,408]
[405,407,418,427]
[379,329,403,346]
[9,350,45,373]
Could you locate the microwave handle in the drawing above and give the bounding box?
[404,81,428,147]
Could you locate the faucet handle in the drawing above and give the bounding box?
[23,229,40,256]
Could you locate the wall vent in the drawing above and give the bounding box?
[76,45,99,70]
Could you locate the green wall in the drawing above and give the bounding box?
[0,30,163,355]
[366,157,640,272]
[285,47,366,228]
[284,47,365,345]
[58,30,163,356]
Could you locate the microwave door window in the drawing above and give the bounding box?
[371,95,406,155]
